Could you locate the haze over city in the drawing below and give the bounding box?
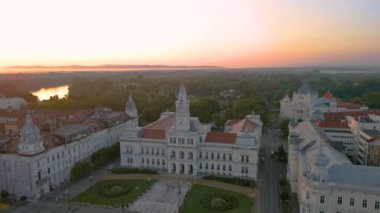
[1,0,380,71]
[1,1,380,213]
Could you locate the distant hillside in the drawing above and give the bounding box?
[6,64,223,70]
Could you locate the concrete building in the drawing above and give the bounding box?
[315,110,380,166]
[120,84,262,179]
[0,94,27,110]
[288,120,380,213]
[0,108,127,199]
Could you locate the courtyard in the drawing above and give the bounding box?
[72,179,155,207]
[127,181,191,213]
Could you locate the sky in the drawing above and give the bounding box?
[0,0,380,68]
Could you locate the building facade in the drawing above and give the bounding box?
[315,110,380,166]
[288,120,380,213]
[0,109,126,199]
[120,84,262,179]
[280,82,367,121]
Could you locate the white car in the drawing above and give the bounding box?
[107,164,115,171]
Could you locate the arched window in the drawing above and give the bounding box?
[170,151,176,159]
[188,152,193,160]
[179,151,184,159]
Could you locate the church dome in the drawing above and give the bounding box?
[125,95,138,118]
[20,112,41,143]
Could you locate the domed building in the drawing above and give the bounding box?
[18,112,45,155]
[288,120,380,213]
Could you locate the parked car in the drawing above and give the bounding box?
[107,164,115,171]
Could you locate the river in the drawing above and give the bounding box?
[31,85,69,101]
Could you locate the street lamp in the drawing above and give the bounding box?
[64,189,72,212]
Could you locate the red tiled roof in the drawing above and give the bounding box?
[323,90,334,100]
[142,129,166,140]
[324,109,380,122]
[317,121,349,129]
[226,118,257,133]
[337,100,363,110]
[205,132,237,144]
[144,115,175,129]
[225,119,240,126]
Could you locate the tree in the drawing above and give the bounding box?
[70,161,93,180]
[190,98,220,123]
[1,190,9,200]
[280,119,290,138]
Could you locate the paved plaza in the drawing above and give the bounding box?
[127,181,191,213]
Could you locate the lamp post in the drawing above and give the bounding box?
[64,189,71,212]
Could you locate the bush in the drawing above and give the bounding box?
[203,175,255,187]
[1,190,9,200]
[19,195,27,202]
[200,193,237,211]
[98,182,132,197]
[111,168,157,175]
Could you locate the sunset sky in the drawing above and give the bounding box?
[0,0,380,68]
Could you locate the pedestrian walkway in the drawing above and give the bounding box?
[127,181,191,213]
[103,173,259,198]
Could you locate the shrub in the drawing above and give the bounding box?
[19,195,27,202]
[203,175,255,187]
[201,193,237,211]
[1,190,9,199]
[98,182,132,197]
[111,168,157,174]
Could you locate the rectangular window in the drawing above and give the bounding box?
[337,196,342,205]
[223,153,226,160]
[245,155,249,163]
[228,165,232,171]
[350,198,355,206]
[199,152,202,159]
[217,153,220,160]
[241,155,244,163]
[320,196,325,204]
[211,153,214,159]
[375,201,379,209]
[199,163,202,169]
[229,154,232,161]
[363,200,367,208]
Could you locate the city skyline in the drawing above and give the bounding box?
[1,0,380,70]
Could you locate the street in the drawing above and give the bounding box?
[10,159,120,213]
[257,124,287,213]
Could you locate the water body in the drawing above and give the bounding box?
[31,85,69,101]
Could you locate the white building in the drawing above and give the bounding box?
[120,84,262,179]
[316,110,380,166]
[0,109,126,199]
[288,120,380,213]
[280,82,367,121]
[0,94,27,110]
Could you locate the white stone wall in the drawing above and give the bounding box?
[120,139,259,180]
[0,122,125,199]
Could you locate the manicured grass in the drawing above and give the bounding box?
[182,184,253,213]
[72,179,155,207]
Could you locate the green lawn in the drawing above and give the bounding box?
[181,184,253,213]
[72,179,155,207]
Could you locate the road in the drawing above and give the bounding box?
[10,159,120,213]
[257,125,287,213]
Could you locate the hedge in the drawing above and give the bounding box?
[203,175,255,187]
[111,168,158,175]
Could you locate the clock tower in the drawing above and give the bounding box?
[175,83,190,131]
